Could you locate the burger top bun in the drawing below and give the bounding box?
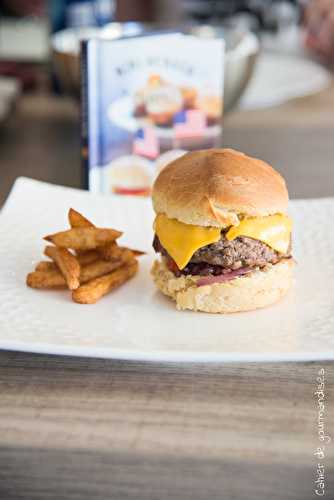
[152,148,289,228]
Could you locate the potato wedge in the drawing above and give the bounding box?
[35,261,58,272]
[100,243,145,261]
[129,249,146,257]
[99,243,122,261]
[76,250,100,266]
[37,252,101,273]
[80,259,123,283]
[72,259,138,304]
[44,227,122,250]
[27,208,140,302]
[68,208,94,228]
[79,250,133,283]
[118,248,139,265]
[26,271,66,289]
[69,210,96,258]
[44,246,81,290]
[30,258,123,289]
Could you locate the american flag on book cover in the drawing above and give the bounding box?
[173,109,206,139]
[133,127,159,159]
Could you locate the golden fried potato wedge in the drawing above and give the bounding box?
[100,243,145,261]
[30,258,123,289]
[130,249,146,257]
[76,250,100,266]
[79,250,135,284]
[68,208,94,228]
[72,259,138,304]
[27,208,140,302]
[99,243,122,261]
[80,259,123,283]
[44,227,122,250]
[26,271,66,289]
[69,210,96,258]
[44,246,81,290]
[35,261,58,272]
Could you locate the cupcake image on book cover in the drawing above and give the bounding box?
[82,33,224,196]
[132,73,222,128]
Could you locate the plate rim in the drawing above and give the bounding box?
[1,339,334,363]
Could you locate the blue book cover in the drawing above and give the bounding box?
[81,33,224,196]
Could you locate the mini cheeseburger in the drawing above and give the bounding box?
[151,148,294,313]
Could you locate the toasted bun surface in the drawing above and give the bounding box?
[152,149,289,227]
[151,259,294,313]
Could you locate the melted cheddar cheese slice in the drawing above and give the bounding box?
[225,214,292,254]
[154,214,221,270]
[154,213,292,270]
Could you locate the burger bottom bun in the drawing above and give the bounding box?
[151,258,294,314]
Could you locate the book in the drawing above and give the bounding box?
[81,32,224,196]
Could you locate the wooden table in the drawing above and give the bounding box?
[0,89,334,500]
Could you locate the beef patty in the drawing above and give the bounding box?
[153,233,290,276]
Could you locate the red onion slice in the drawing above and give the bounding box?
[196,267,252,287]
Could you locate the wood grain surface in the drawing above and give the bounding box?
[0,352,333,500]
[1,87,334,499]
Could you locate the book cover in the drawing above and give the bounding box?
[81,32,225,196]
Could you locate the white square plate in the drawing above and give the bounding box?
[1,177,334,363]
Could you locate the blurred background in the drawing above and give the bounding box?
[1,0,334,206]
